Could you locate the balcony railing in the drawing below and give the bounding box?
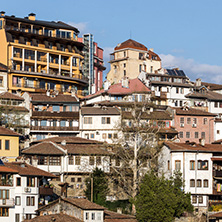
[31,126,79,131]
[0,199,14,207]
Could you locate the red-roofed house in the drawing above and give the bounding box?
[106,39,161,84]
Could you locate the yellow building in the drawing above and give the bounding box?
[106,39,162,84]
[0,11,88,96]
[0,126,20,162]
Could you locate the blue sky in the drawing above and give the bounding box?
[2,0,222,83]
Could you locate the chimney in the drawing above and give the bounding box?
[200,138,205,146]
[0,11,5,17]
[121,77,129,88]
[195,78,202,87]
[61,140,66,146]
[28,13,36,21]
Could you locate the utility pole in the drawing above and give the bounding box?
[91,177,93,202]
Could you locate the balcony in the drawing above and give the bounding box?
[0,199,14,207]
[30,126,79,132]
[151,91,167,99]
[213,170,222,177]
[39,186,53,196]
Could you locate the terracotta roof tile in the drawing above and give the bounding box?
[24,213,82,222]
[81,107,120,115]
[164,141,222,152]
[174,107,216,116]
[5,162,57,177]
[22,142,66,155]
[0,126,21,136]
[63,197,105,210]
[0,92,24,101]
[31,93,78,103]
[186,90,222,101]
[84,78,150,99]
[114,39,148,51]
[104,210,137,221]
[32,136,102,145]
[0,165,18,173]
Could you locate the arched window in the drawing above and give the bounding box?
[204,179,208,187]
[190,179,195,187]
[197,179,202,187]
[190,160,195,170]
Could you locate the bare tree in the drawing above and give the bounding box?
[110,102,173,213]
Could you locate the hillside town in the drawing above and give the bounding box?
[0,11,222,222]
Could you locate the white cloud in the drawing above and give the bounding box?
[68,22,88,34]
[160,54,222,83]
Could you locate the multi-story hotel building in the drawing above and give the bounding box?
[0,12,88,96]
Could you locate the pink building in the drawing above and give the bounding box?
[174,107,216,144]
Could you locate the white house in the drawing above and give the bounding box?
[0,161,55,222]
[159,141,222,213]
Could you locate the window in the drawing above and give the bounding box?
[5,140,9,150]
[203,118,207,125]
[186,132,190,138]
[180,117,184,124]
[15,214,20,222]
[60,120,66,127]
[139,64,142,72]
[180,101,183,106]
[96,157,101,165]
[204,179,208,187]
[89,156,94,165]
[168,160,170,170]
[27,177,35,187]
[197,179,202,187]
[49,157,61,165]
[85,134,89,139]
[75,156,81,165]
[215,102,218,108]
[198,195,203,204]
[190,161,195,170]
[175,160,181,171]
[108,134,112,139]
[116,159,120,167]
[40,120,47,126]
[26,214,32,220]
[90,133,95,139]
[179,132,183,138]
[195,132,199,138]
[84,117,92,124]
[190,179,195,187]
[217,130,220,134]
[52,105,60,112]
[92,213,95,220]
[68,156,74,165]
[26,196,30,206]
[31,197,35,206]
[198,160,208,170]
[0,208,9,216]
[15,196,21,205]
[0,140,1,149]
[102,133,107,139]
[176,88,179,94]
[97,212,102,220]
[85,212,89,220]
[77,177,82,182]
[38,156,48,165]
[0,190,9,199]
[193,118,197,127]
[187,118,191,124]
[16,178,21,186]
[201,132,205,139]
[113,133,118,139]
[101,117,111,124]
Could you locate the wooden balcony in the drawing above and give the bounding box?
[30,126,79,131]
[39,186,53,196]
[213,170,222,177]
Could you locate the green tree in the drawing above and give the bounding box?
[134,171,193,222]
[84,167,109,205]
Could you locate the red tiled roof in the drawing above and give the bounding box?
[186,90,222,101]
[63,197,105,210]
[84,78,150,99]
[5,162,57,177]
[174,107,216,116]
[24,213,82,222]
[22,142,66,155]
[114,39,147,51]
[164,141,222,153]
[0,126,21,136]
[0,165,18,173]
[105,210,137,222]
[0,92,24,101]
[33,136,102,145]
[31,93,78,103]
